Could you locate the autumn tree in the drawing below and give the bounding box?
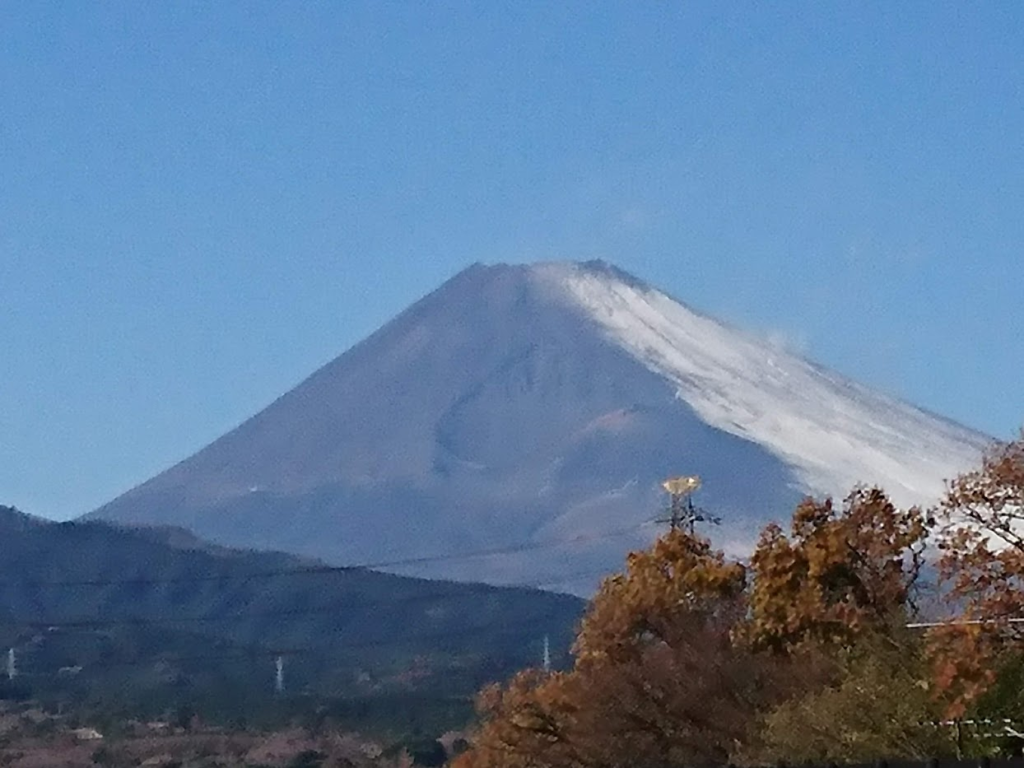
[740,488,954,760]
[574,528,746,662]
[746,487,930,653]
[456,529,778,768]
[457,669,576,768]
[459,487,953,768]
[932,432,1024,715]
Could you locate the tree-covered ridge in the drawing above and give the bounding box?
[0,508,583,731]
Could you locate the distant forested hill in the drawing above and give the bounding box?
[0,506,583,729]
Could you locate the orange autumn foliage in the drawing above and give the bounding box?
[932,432,1024,716]
[574,528,746,663]
[456,530,772,768]
[458,480,972,767]
[746,487,929,652]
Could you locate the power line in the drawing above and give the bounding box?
[1,562,608,679]
[0,564,610,633]
[0,522,654,591]
[0,527,642,688]
[906,616,1024,629]
[11,610,579,678]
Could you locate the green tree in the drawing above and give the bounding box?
[745,632,952,763]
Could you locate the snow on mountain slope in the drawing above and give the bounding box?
[540,262,988,508]
[85,261,991,593]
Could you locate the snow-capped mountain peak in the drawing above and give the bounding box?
[86,261,990,593]
[534,261,987,509]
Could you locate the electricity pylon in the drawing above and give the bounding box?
[656,475,720,534]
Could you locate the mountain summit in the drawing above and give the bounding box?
[88,261,989,592]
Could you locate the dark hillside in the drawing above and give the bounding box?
[0,506,583,729]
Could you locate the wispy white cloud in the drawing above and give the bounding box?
[763,327,810,355]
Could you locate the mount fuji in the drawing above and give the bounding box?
[87,261,990,593]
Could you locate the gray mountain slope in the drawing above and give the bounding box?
[88,262,989,593]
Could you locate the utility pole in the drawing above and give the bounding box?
[656,476,704,534]
[274,655,284,694]
[542,635,551,673]
[6,648,15,681]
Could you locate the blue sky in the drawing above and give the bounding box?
[2,2,1022,520]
